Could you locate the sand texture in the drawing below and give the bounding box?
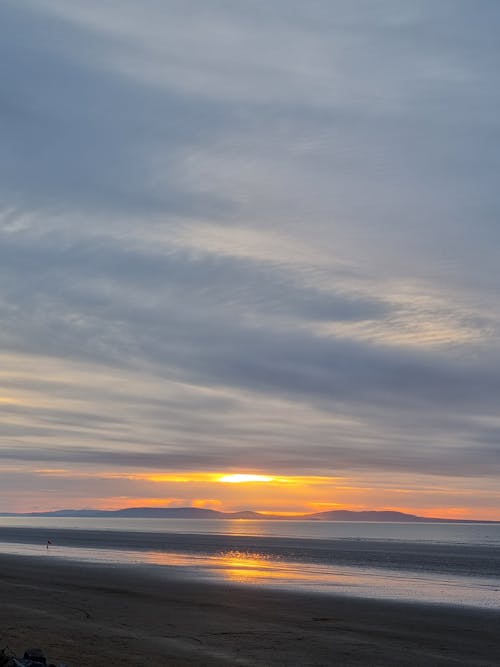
[0,554,498,666]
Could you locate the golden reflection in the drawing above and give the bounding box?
[141,549,288,584]
[138,549,339,587]
[215,550,278,583]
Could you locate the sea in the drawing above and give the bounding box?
[0,518,499,610]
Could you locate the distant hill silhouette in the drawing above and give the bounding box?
[0,506,497,523]
[309,510,424,522]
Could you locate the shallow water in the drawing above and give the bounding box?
[1,517,499,545]
[0,519,499,610]
[0,539,498,610]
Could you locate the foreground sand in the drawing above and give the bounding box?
[0,554,498,666]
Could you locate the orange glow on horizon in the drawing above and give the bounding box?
[259,510,309,519]
[20,467,500,521]
[7,494,500,521]
[218,474,275,483]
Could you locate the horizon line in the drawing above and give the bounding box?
[2,505,499,523]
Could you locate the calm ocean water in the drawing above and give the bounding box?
[0,518,499,609]
[2,516,500,544]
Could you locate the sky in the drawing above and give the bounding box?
[1,0,500,518]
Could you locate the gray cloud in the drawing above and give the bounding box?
[0,1,500,510]
[0,2,231,218]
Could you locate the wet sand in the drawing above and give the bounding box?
[0,554,498,666]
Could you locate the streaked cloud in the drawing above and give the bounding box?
[0,1,499,516]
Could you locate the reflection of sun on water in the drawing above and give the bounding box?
[136,548,357,589]
[138,548,297,584]
[216,550,278,583]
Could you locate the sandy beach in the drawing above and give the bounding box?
[0,554,498,666]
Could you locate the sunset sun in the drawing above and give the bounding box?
[217,474,275,484]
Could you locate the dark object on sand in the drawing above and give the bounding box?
[23,649,46,665]
[0,648,65,667]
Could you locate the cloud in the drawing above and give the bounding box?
[0,2,230,218]
[0,1,500,512]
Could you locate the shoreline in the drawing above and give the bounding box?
[0,554,499,666]
[1,524,499,574]
[0,540,499,611]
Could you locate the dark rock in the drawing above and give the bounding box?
[23,650,46,665]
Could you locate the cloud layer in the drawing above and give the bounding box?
[1,1,500,515]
